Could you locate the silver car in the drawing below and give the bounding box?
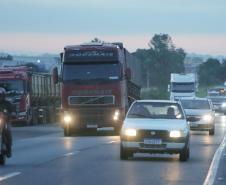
[180,97,215,135]
[120,100,190,161]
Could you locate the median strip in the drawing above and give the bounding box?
[0,172,21,182]
[203,133,226,185]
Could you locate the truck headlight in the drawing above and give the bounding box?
[124,129,137,136]
[63,115,72,124]
[202,114,213,122]
[221,103,226,108]
[170,130,181,138]
[113,109,120,121]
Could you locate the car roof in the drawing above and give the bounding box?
[135,100,179,104]
[179,97,209,101]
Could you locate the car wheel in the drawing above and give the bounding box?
[209,128,215,135]
[180,140,190,162]
[0,154,6,165]
[120,144,133,160]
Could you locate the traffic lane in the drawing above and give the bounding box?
[11,124,62,140]
[1,116,226,185]
[0,133,119,184]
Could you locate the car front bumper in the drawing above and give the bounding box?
[189,122,214,131]
[121,141,186,154]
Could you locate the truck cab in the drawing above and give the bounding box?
[169,73,196,101]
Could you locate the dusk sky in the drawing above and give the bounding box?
[0,0,226,55]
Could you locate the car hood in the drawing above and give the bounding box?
[184,109,213,116]
[123,118,188,131]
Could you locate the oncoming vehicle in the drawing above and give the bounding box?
[180,97,215,135]
[120,100,190,161]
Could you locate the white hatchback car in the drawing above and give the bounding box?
[120,100,190,161]
[180,97,215,135]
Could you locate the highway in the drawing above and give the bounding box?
[0,115,226,185]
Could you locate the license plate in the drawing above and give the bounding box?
[86,124,98,128]
[144,139,162,145]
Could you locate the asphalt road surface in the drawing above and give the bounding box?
[1,115,226,185]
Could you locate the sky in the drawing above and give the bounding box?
[0,0,226,55]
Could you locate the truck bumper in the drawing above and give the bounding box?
[61,107,124,129]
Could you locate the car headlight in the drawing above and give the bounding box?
[222,103,226,108]
[63,115,72,124]
[113,109,120,121]
[202,114,213,122]
[169,130,181,138]
[124,129,137,136]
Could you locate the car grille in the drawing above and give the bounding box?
[138,130,169,139]
[187,116,201,122]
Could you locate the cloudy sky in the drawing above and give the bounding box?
[0,0,226,55]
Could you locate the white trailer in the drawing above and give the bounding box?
[169,73,196,100]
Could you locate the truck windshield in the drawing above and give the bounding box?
[63,63,121,82]
[180,100,210,109]
[171,82,195,92]
[0,80,24,95]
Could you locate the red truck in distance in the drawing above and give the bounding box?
[53,42,141,136]
[0,66,60,125]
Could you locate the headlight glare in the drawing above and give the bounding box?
[222,103,226,108]
[64,115,72,124]
[203,114,212,122]
[125,129,137,136]
[170,130,181,138]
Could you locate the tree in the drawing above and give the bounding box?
[134,34,186,99]
[198,58,221,86]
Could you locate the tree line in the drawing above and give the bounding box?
[134,34,226,98]
[134,34,186,98]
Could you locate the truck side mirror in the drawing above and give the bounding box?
[125,68,131,80]
[52,67,59,84]
[167,84,170,92]
[60,52,63,62]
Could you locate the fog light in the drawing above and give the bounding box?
[64,115,72,124]
[113,110,120,121]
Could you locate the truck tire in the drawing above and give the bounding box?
[64,125,72,137]
[0,154,5,165]
[120,143,133,160]
[209,128,215,135]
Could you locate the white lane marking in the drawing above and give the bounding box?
[0,172,21,182]
[107,140,117,144]
[203,133,226,185]
[64,151,80,157]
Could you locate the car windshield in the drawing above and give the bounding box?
[180,100,210,109]
[171,82,195,92]
[127,102,184,119]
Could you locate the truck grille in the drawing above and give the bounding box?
[69,96,115,105]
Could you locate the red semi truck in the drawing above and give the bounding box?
[53,42,141,136]
[0,66,60,124]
